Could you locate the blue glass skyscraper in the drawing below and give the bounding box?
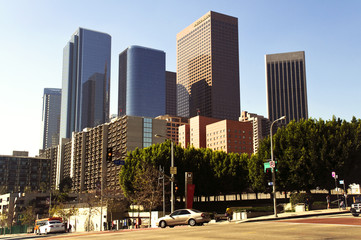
[60,28,111,139]
[118,46,165,118]
[41,88,61,149]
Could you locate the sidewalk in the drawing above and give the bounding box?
[235,208,350,223]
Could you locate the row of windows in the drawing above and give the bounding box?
[143,118,152,148]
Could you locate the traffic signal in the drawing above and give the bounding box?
[174,184,179,193]
[265,168,272,181]
[106,147,113,161]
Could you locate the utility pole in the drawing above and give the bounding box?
[159,166,165,216]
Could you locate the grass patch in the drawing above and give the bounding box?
[234,206,273,212]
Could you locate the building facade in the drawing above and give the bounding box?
[47,115,167,193]
[239,111,270,153]
[179,115,220,148]
[118,46,166,118]
[60,28,111,139]
[39,146,59,190]
[179,116,253,155]
[176,11,240,120]
[265,51,308,123]
[41,88,62,150]
[0,155,50,192]
[206,119,253,155]
[165,71,177,116]
[155,115,189,145]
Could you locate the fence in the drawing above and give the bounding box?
[0,225,30,235]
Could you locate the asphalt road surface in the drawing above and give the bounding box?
[3,213,360,240]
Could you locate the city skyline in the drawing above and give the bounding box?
[1,0,361,156]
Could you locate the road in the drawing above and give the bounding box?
[2,213,360,240]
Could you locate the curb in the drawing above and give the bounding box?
[236,210,349,223]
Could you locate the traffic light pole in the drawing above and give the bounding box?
[270,116,285,218]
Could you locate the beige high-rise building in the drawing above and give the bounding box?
[240,111,270,153]
[177,11,240,120]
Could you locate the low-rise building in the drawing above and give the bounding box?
[0,154,50,193]
[179,115,253,155]
[206,119,253,155]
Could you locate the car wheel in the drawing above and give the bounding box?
[188,219,196,226]
[160,220,167,228]
[352,213,359,217]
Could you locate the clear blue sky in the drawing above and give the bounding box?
[1,0,360,156]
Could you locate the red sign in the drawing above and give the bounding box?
[270,161,275,168]
[187,184,195,209]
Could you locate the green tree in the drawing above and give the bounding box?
[131,164,163,227]
[59,177,73,193]
[253,117,361,193]
[20,206,36,226]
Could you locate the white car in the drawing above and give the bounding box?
[38,220,66,234]
[156,209,211,228]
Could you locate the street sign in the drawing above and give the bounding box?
[113,160,125,166]
[268,182,273,186]
[170,167,177,175]
[269,160,275,168]
[185,172,193,185]
[339,180,344,185]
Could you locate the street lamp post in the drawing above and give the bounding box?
[270,116,286,218]
[155,134,175,213]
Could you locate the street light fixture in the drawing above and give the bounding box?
[270,115,286,218]
[155,134,175,213]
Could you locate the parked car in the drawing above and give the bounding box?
[157,209,211,228]
[38,219,66,234]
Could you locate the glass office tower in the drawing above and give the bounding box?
[118,46,165,118]
[60,28,111,139]
[41,88,61,149]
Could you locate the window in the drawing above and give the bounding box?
[143,118,152,148]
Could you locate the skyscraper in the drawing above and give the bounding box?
[265,51,308,123]
[60,28,111,139]
[41,88,61,149]
[165,71,177,116]
[118,45,165,118]
[176,11,240,120]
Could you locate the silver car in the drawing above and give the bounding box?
[157,209,211,228]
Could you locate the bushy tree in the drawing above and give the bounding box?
[254,117,361,193]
